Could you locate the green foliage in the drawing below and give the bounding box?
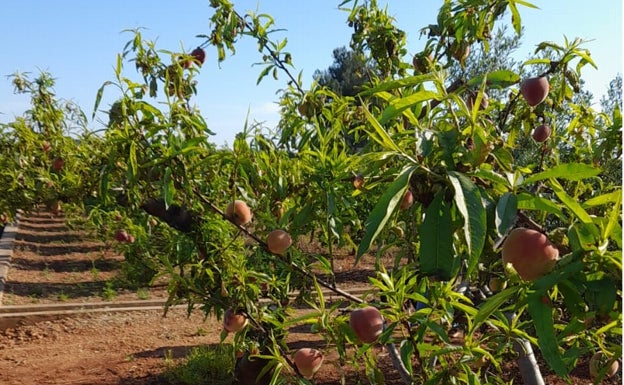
[163,344,235,385]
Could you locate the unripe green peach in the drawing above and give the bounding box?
[502,228,559,281]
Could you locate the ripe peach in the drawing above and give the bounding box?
[532,124,552,143]
[266,229,292,255]
[114,229,130,242]
[412,52,433,73]
[400,190,414,210]
[225,200,252,226]
[350,306,384,344]
[501,228,559,281]
[191,47,206,66]
[488,277,507,292]
[47,200,62,216]
[353,174,365,190]
[52,157,64,171]
[520,76,550,107]
[223,308,248,333]
[293,348,324,379]
[451,39,470,62]
[589,352,619,380]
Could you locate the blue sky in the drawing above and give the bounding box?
[0,1,621,146]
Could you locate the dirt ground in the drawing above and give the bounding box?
[0,210,619,385]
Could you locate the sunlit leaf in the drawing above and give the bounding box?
[582,190,622,208]
[522,163,601,185]
[550,180,593,224]
[356,166,416,262]
[467,70,520,89]
[358,74,435,96]
[378,91,439,125]
[92,81,113,119]
[517,193,565,219]
[362,105,405,156]
[470,286,517,334]
[602,191,621,242]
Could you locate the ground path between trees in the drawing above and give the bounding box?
[0,217,18,305]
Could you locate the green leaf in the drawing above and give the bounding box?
[256,64,273,85]
[604,191,622,242]
[527,294,569,377]
[378,91,439,125]
[419,189,455,280]
[587,278,618,315]
[362,106,402,153]
[514,0,539,9]
[521,163,601,185]
[470,286,517,334]
[495,192,517,237]
[550,179,593,224]
[516,192,565,219]
[467,70,520,89]
[582,190,622,208]
[491,147,514,171]
[507,1,522,35]
[523,58,552,66]
[470,169,511,188]
[358,74,435,96]
[557,279,586,318]
[92,81,113,119]
[448,171,486,275]
[574,49,597,70]
[128,141,138,179]
[399,340,414,375]
[568,222,600,251]
[356,166,416,262]
[162,167,174,207]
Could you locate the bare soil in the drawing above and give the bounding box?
[0,210,619,385]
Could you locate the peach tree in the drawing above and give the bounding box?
[0,72,106,222]
[196,1,621,383]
